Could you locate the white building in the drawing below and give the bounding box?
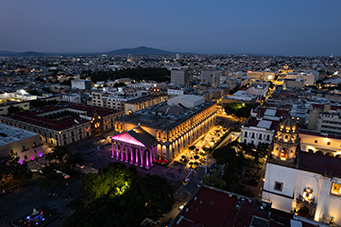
[71,79,93,90]
[0,123,43,163]
[92,89,142,111]
[262,118,341,226]
[286,71,319,86]
[240,107,289,146]
[167,88,185,96]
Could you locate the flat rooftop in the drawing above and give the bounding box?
[120,100,216,130]
[0,123,39,146]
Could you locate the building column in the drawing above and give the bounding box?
[146,151,149,169]
[112,141,114,158]
[116,142,119,159]
[135,147,139,166]
[130,146,133,164]
[150,147,153,166]
[125,144,128,162]
[140,149,144,167]
[120,142,123,161]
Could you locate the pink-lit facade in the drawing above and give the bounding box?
[111,133,157,169]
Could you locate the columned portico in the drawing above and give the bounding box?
[111,126,158,169]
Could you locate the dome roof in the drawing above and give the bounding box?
[278,117,297,134]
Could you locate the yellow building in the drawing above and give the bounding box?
[114,95,217,163]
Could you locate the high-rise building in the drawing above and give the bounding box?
[171,70,189,86]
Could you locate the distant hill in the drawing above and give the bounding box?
[104,46,175,56]
[0,50,18,56]
[0,51,51,57]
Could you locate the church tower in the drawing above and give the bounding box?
[270,117,299,165]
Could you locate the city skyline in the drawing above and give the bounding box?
[1,0,341,56]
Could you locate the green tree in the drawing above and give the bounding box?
[65,153,83,168]
[7,106,23,114]
[36,179,51,195]
[132,174,174,218]
[0,155,32,180]
[41,165,60,181]
[213,147,244,171]
[46,146,71,163]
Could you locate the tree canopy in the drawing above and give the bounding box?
[225,103,255,118]
[213,146,245,171]
[82,67,170,83]
[64,163,174,227]
[0,155,32,181]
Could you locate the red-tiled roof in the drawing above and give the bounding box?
[176,187,270,227]
[298,151,341,178]
[3,102,121,131]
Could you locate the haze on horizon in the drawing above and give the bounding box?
[0,0,340,57]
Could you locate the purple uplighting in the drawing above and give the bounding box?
[112,133,145,147]
[30,157,34,161]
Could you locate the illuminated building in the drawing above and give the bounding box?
[0,123,43,163]
[278,64,293,75]
[262,117,341,226]
[113,95,217,167]
[240,107,289,146]
[0,103,123,147]
[247,71,275,81]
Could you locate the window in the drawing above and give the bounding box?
[259,134,262,139]
[314,140,318,143]
[327,142,331,145]
[331,183,341,196]
[274,182,283,191]
[244,131,247,137]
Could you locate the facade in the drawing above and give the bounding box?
[0,123,43,163]
[308,103,341,132]
[286,71,319,86]
[114,95,217,162]
[170,70,189,86]
[240,107,289,146]
[262,118,341,226]
[299,130,341,156]
[71,79,92,90]
[247,71,275,81]
[316,111,341,136]
[111,126,158,169]
[124,95,168,115]
[201,70,222,86]
[167,88,185,96]
[283,79,305,89]
[92,89,142,111]
[0,102,123,146]
[0,96,60,116]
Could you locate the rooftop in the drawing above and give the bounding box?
[119,99,215,130]
[1,102,121,131]
[0,123,39,146]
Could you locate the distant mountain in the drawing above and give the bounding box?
[104,46,176,56]
[0,51,51,57]
[0,50,18,56]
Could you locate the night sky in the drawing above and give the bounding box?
[1,0,340,56]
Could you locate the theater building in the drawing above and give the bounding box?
[113,95,217,167]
